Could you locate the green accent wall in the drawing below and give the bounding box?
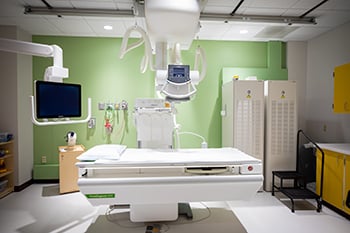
[32,36,287,179]
[222,41,287,84]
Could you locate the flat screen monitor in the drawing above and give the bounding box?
[35,81,82,119]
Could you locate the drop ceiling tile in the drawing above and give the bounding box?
[201,5,232,14]
[2,0,350,42]
[46,16,95,35]
[247,0,298,9]
[290,0,324,10]
[85,18,126,36]
[201,0,241,13]
[12,16,62,35]
[242,7,286,16]
[70,1,117,9]
[282,8,312,17]
[254,25,298,39]
[42,0,73,8]
[222,24,265,40]
[115,2,134,10]
[196,21,231,39]
[205,0,239,6]
[22,0,47,7]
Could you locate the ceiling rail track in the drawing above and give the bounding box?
[231,0,245,16]
[300,0,329,18]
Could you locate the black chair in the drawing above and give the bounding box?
[272,129,325,213]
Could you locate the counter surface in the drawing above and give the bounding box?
[318,143,350,156]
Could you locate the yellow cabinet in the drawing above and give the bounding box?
[316,149,343,209]
[0,140,14,198]
[334,62,350,113]
[316,144,350,216]
[59,145,84,194]
[345,156,350,215]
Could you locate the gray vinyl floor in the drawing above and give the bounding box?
[0,184,349,233]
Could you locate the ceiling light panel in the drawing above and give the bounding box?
[196,21,231,40]
[85,18,126,36]
[222,24,264,40]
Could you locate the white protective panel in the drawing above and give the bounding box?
[264,80,297,191]
[222,80,264,161]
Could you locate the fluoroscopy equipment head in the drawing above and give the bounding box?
[119,0,207,102]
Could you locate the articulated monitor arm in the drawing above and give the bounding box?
[0,38,68,82]
[0,38,91,126]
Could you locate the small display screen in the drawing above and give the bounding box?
[168,65,190,83]
[35,81,82,119]
[173,67,185,78]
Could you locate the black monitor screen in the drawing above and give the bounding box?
[35,81,81,119]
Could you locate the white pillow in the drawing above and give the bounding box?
[77,144,127,161]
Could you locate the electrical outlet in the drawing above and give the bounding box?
[323,124,327,132]
[88,117,96,129]
[98,103,105,110]
[41,156,47,164]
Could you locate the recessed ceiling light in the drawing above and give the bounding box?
[239,29,248,34]
[104,25,113,30]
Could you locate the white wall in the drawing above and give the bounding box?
[0,26,33,186]
[17,29,34,186]
[287,41,307,131]
[306,21,350,142]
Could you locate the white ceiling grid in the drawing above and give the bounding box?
[0,0,348,41]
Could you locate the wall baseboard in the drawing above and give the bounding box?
[33,179,59,183]
[14,179,33,192]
